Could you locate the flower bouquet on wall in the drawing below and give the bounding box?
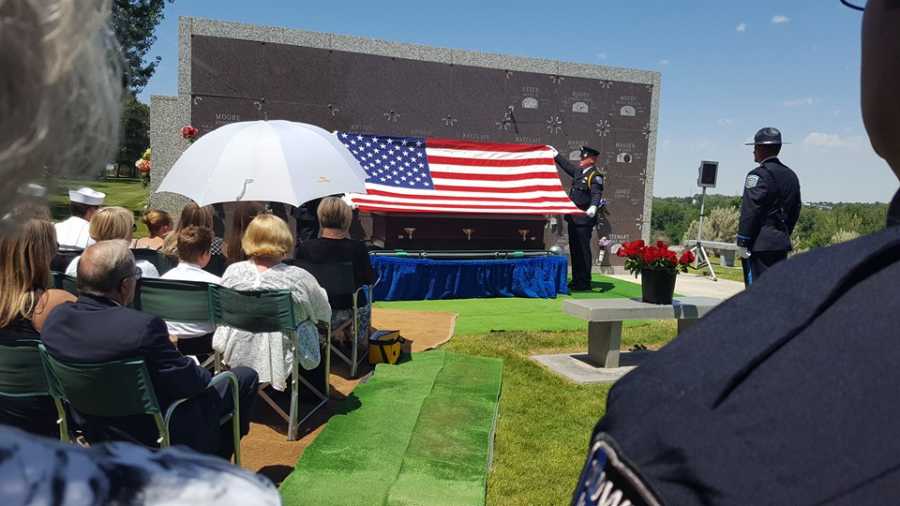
[617,240,695,304]
[135,147,151,187]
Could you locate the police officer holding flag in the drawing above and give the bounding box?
[555,146,606,291]
[736,127,801,286]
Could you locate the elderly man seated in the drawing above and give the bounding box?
[41,240,258,460]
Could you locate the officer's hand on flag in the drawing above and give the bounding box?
[737,246,751,259]
[586,205,597,218]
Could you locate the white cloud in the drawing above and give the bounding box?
[596,52,607,60]
[783,96,815,107]
[803,132,866,149]
[658,59,670,65]
[717,118,734,126]
[736,22,747,32]
[772,15,791,24]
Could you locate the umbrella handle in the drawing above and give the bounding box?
[237,178,255,201]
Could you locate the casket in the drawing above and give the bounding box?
[365,213,549,251]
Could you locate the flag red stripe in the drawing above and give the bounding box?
[354,203,577,214]
[431,183,569,193]
[425,139,554,153]
[429,171,560,182]
[362,187,572,203]
[426,155,556,167]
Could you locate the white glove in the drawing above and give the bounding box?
[585,205,597,218]
[736,246,751,259]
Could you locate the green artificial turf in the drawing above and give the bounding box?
[376,274,645,336]
[280,350,503,506]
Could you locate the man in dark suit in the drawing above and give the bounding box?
[555,146,606,291]
[736,127,802,285]
[41,240,258,459]
[571,2,900,504]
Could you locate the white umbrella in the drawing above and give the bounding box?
[155,120,368,207]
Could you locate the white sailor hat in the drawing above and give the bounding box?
[68,187,106,206]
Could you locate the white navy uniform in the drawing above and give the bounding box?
[56,187,105,250]
[55,216,93,250]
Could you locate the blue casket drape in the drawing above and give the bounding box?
[370,255,569,301]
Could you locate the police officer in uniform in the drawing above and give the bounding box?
[736,127,801,286]
[571,2,900,503]
[555,146,605,291]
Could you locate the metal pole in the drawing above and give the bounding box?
[693,187,717,281]
[697,187,707,244]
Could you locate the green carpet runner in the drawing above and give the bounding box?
[280,350,503,506]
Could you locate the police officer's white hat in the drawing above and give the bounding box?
[68,187,105,206]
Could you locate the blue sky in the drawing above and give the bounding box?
[140,0,898,203]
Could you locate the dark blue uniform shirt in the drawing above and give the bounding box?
[574,188,900,505]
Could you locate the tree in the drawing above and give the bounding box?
[109,1,173,177]
[682,207,740,244]
[118,94,150,176]
[111,0,173,94]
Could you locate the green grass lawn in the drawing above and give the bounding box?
[373,274,678,505]
[48,178,151,236]
[444,322,676,505]
[698,255,745,283]
[376,274,645,336]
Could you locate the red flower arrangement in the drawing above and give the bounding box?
[181,125,199,142]
[616,240,695,277]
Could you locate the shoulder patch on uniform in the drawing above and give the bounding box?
[572,434,662,506]
[745,174,760,189]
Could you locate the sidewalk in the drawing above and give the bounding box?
[607,273,745,300]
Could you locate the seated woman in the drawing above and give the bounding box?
[0,218,76,437]
[223,201,265,266]
[213,214,331,391]
[295,197,375,348]
[162,202,225,258]
[132,209,171,250]
[65,206,159,278]
[160,226,221,356]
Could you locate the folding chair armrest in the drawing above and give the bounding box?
[163,371,239,427]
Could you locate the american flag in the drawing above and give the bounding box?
[337,132,582,215]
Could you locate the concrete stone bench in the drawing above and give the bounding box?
[697,240,740,267]
[563,297,723,368]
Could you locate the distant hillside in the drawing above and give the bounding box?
[651,195,888,250]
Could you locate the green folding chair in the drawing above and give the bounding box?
[0,340,68,441]
[38,344,242,464]
[290,260,380,378]
[210,286,330,441]
[135,278,217,368]
[131,248,174,276]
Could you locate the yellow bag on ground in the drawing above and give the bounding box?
[368,330,409,365]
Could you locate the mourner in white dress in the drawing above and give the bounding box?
[55,187,105,250]
[213,261,331,391]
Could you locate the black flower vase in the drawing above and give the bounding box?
[641,268,676,304]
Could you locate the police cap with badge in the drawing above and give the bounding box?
[580,145,601,159]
